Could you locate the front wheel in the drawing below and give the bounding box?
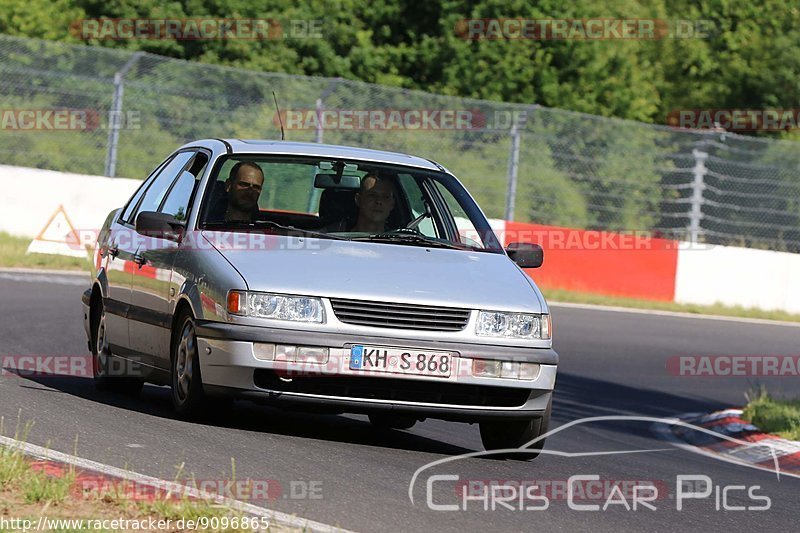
[479,399,551,459]
[171,310,205,417]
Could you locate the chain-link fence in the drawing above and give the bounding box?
[2,34,799,252]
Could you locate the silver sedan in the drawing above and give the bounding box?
[81,139,557,455]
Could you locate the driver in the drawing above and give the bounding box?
[350,173,396,232]
[224,161,264,222]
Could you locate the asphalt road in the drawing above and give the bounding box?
[1,271,799,532]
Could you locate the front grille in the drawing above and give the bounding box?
[253,370,530,408]
[329,298,470,331]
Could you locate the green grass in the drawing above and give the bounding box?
[543,287,800,323]
[22,468,76,504]
[742,388,800,441]
[0,231,90,271]
[0,445,28,486]
[1,418,74,506]
[0,418,34,486]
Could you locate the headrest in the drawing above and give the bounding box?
[318,188,358,224]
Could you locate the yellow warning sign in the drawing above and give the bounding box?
[26,205,87,258]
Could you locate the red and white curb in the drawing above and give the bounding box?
[0,433,351,533]
[653,409,800,479]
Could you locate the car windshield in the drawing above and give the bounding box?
[198,156,503,252]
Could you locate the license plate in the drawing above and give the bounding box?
[349,345,452,378]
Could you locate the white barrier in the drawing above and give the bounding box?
[0,165,140,238]
[3,164,800,315]
[675,244,800,314]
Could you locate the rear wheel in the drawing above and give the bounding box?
[91,298,142,395]
[171,310,205,417]
[368,413,417,430]
[479,399,551,459]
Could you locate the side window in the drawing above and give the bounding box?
[397,174,436,236]
[159,153,209,222]
[120,156,173,224]
[131,151,195,223]
[120,180,151,224]
[432,181,486,249]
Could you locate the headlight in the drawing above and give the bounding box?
[228,291,324,323]
[476,311,551,340]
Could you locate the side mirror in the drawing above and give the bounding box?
[506,242,543,268]
[135,211,184,242]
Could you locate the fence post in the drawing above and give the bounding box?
[307,78,342,212]
[504,119,522,221]
[314,77,342,145]
[104,52,144,177]
[688,148,708,242]
[314,97,323,144]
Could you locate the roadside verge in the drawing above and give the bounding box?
[0,432,348,532]
[654,409,800,479]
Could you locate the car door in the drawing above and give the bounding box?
[101,162,166,354]
[102,217,138,353]
[128,150,207,369]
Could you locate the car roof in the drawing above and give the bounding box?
[179,139,443,172]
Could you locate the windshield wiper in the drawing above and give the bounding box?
[202,220,349,240]
[353,231,464,249]
[253,220,350,240]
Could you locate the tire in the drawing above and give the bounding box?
[479,398,551,459]
[368,413,417,430]
[170,309,205,417]
[91,298,143,395]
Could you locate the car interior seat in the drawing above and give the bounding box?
[317,189,359,230]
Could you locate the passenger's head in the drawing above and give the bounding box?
[225,161,264,214]
[354,173,396,229]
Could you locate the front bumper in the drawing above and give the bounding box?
[195,321,557,422]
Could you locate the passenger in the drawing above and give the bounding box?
[223,161,264,222]
[350,173,396,233]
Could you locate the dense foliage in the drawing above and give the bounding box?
[1,0,799,133]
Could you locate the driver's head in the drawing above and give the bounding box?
[225,161,264,213]
[355,173,395,226]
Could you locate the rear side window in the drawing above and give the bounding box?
[131,151,195,222]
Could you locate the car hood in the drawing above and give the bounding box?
[203,232,545,313]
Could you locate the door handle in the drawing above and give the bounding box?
[108,246,119,258]
[133,253,145,266]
